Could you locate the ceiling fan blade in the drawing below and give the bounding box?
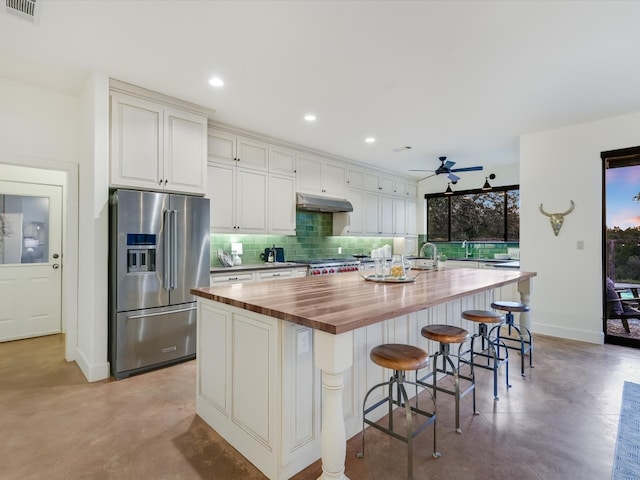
[409,169,436,172]
[450,166,483,173]
[443,160,455,170]
[418,173,437,181]
[447,172,460,183]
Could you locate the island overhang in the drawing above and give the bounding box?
[191,267,536,334]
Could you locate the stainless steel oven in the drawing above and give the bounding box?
[301,258,360,276]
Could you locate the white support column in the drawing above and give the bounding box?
[314,329,354,480]
[518,278,532,329]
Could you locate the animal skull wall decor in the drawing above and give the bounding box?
[539,200,575,236]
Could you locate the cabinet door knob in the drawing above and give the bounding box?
[158,179,163,186]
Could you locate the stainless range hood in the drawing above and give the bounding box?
[296,192,353,213]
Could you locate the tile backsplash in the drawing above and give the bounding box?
[210,211,394,266]
[210,212,519,267]
[418,235,520,260]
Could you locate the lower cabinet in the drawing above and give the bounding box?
[256,269,295,282]
[210,267,307,285]
[210,272,255,285]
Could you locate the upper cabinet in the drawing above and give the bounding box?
[297,154,346,198]
[364,172,394,195]
[110,91,207,195]
[208,129,269,170]
[269,145,296,176]
[207,161,268,234]
[346,167,365,190]
[207,128,294,235]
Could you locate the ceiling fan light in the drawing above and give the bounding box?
[444,183,453,195]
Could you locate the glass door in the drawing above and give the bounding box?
[603,148,640,347]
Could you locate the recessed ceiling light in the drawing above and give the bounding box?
[304,114,316,122]
[208,77,224,87]
[365,137,376,143]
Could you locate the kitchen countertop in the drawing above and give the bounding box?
[192,267,536,334]
[210,262,308,273]
[408,256,515,264]
[492,260,520,269]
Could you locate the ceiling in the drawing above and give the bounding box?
[2,1,640,180]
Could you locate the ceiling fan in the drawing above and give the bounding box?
[410,156,483,183]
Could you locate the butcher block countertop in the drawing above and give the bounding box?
[191,267,536,335]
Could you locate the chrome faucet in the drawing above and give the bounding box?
[462,240,471,259]
[420,242,438,267]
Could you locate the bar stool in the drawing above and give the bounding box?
[461,310,511,400]
[490,300,533,376]
[417,325,475,433]
[358,343,440,480]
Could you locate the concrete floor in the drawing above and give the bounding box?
[1,333,639,480]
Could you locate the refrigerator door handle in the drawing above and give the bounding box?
[126,305,196,320]
[163,209,171,290]
[171,209,178,290]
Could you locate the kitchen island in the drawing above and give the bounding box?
[191,267,536,480]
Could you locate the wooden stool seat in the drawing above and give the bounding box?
[462,310,504,324]
[370,343,429,371]
[491,300,530,313]
[460,309,511,399]
[421,324,469,344]
[360,343,439,478]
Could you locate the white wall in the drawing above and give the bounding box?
[76,73,110,381]
[520,111,640,344]
[0,75,110,381]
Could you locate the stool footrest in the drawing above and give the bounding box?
[489,323,534,376]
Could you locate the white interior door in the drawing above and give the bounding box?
[0,181,62,342]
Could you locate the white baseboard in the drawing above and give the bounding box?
[74,347,110,382]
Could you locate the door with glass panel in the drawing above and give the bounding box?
[0,181,62,342]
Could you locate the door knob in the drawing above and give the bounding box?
[52,264,60,269]
[53,253,60,259]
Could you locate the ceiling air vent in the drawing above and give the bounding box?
[6,0,37,20]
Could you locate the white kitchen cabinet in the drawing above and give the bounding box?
[296,154,346,198]
[269,145,297,176]
[210,266,307,285]
[393,197,406,236]
[333,188,365,235]
[346,167,365,190]
[210,271,255,285]
[365,193,394,235]
[364,172,394,195]
[110,92,207,194]
[207,162,268,234]
[256,269,295,282]
[393,179,407,197]
[208,129,269,170]
[294,267,308,277]
[391,179,418,198]
[406,199,417,236]
[269,173,296,235]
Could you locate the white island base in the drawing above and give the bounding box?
[195,277,527,479]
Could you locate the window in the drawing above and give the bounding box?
[426,185,519,242]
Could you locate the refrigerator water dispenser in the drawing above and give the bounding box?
[126,233,157,273]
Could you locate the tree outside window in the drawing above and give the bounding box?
[426,186,519,242]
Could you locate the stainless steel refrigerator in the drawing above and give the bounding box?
[109,189,210,379]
